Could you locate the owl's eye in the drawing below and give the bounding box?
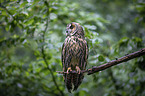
[70,25,73,29]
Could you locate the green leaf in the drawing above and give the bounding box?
[98,55,104,62]
[1,10,7,16]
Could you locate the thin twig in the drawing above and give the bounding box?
[41,1,64,96]
[57,48,145,75]
[1,2,64,95]
[1,5,24,28]
[41,48,64,96]
[0,5,15,19]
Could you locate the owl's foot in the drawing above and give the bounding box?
[67,67,72,74]
[76,66,81,74]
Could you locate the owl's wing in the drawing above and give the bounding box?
[62,37,71,71]
[73,39,88,91]
[62,38,73,92]
[61,42,66,72]
[79,39,88,70]
[84,40,89,69]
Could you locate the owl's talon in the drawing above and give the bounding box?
[67,67,72,74]
[76,66,81,74]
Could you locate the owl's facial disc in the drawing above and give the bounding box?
[66,29,71,36]
[66,23,79,36]
[69,24,74,29]
[71,23,78,36]
[66,23,74,36]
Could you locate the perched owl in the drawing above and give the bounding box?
[61,22,88,92]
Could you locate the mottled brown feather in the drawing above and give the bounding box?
[61,22,88,92]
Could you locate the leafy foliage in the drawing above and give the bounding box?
[0,0,145,96]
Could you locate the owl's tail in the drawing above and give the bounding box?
[73,73,84,91]
[65,74,73,93]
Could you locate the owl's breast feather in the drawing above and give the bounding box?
[65,36,84,55]
[70,40,80,54]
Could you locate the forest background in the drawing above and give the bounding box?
[0,0,145,96]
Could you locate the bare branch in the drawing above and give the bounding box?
[57,48,145,75]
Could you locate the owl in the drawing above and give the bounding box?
[61,22,88,92]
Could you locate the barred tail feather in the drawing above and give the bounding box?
[65,74,73,93]
[73,73,84,91]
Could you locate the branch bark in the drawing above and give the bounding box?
[57,48,145,75]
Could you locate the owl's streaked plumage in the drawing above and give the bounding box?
[61,22,88,92]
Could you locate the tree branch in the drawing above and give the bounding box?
[57,48,145,75]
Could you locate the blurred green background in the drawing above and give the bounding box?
[0,0,145,96]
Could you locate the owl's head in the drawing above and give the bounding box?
[66,22,84,38]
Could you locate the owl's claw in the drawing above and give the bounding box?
[67,67,72,74]
[76,66,81,74]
